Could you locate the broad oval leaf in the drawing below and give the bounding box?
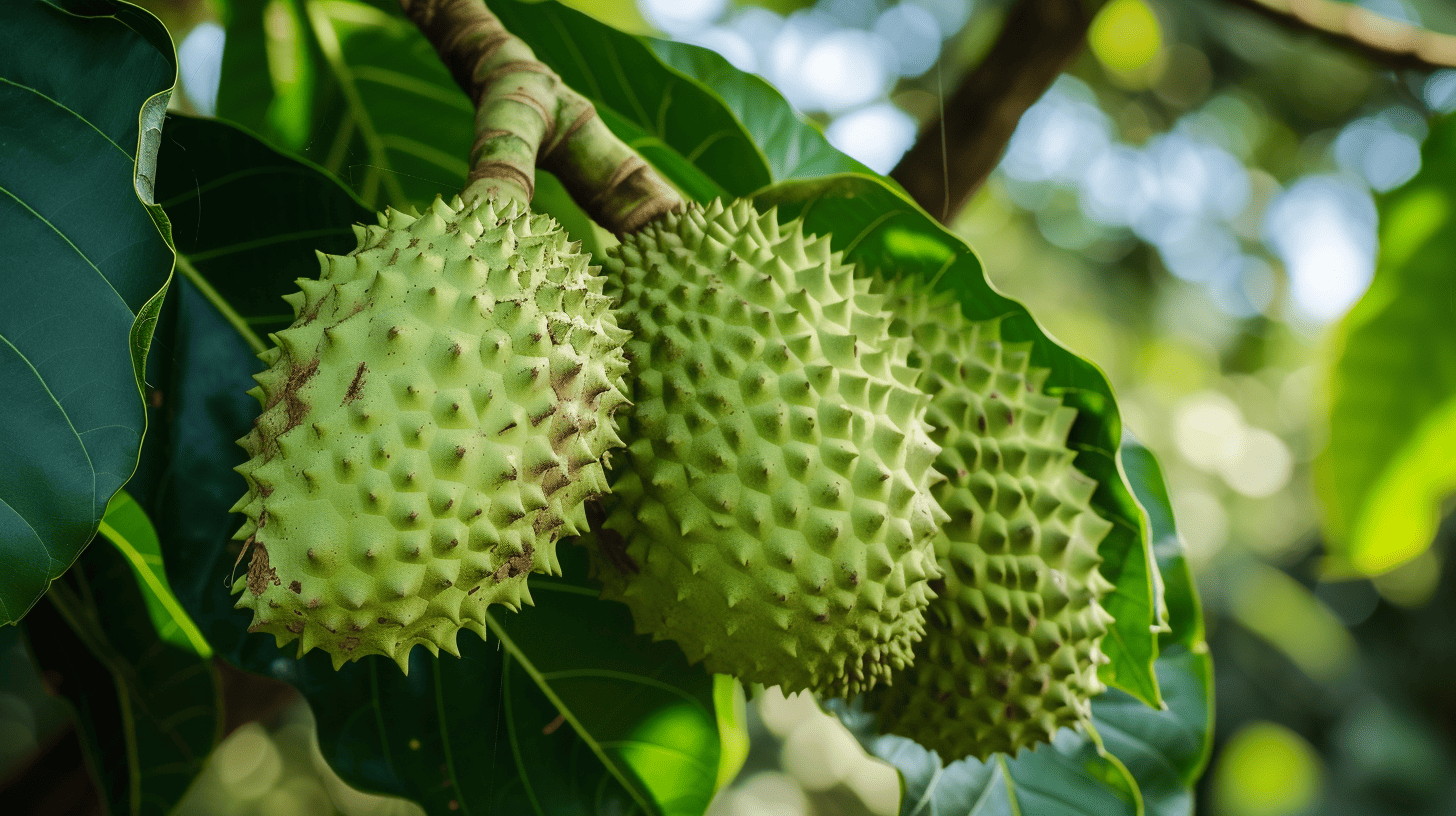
[755,174,1163,706]
[0,0,176,625]
[155,113,372,342]
[1318,112,1456,576]
[135,113,740,816]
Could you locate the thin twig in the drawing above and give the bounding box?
[1220,0,1456,72]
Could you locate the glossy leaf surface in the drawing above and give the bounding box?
[0,0,175,624]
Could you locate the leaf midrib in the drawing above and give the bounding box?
[484,610,658,815]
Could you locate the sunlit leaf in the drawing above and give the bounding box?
[648,39,872,182]
[97,490,212,658]
[1319,112,1456,575]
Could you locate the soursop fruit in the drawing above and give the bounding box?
[231,195,630,670]
[591,199,947,696]
[864,277,1116,760]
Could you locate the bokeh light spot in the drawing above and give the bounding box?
[1214,722,1323,816]
[826,102,919,173]
[178,22,225,116]
[1088,0,1161,76]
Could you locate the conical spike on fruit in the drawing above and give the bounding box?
[586,199,945,697]
[863,274,1115,762]
[230,194,630,671]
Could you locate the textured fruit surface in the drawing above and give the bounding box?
[865,278,1115,761]
[593,199,946,696]
[231,195,630,670]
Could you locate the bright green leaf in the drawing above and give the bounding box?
[1319,113,1456,575]
[97,491,212,658]
[648,39,872,182]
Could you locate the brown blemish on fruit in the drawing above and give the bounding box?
[532,512,563,536]
[529,404,556,426]
[491,542,534,583]
[289,580,302,594]
[343,362,369,405]
[541,468,568,498]
[246,541,280,595]
[550,363,583,401]
[265,358,321,439]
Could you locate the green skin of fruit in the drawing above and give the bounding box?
[592,199,947,697]
[231,195,630,671]
[865,278,1116,761]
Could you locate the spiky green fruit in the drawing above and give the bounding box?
[864,278,1116,760]
[231,195,630,670]
[591,199,946,696]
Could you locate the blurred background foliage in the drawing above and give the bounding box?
[7,0,1456,814]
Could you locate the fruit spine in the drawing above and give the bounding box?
[231,195,629,670]
[592,199,947,696]
[865,278,1115,760]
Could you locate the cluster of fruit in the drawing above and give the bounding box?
[230,194,1113,761]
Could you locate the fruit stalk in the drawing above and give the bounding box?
[399,0,682,232]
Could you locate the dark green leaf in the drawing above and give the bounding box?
[0,0,176,625]
[21,541,223,816]
[1094,441,1213,816]
[756,173,1162,706]
[135,114,738,816]
[1319,112,1456,576]
[1089,650,1211,816]
[157,113,371,339]
[835,699,1140,816]
[1120,443,1203,651]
